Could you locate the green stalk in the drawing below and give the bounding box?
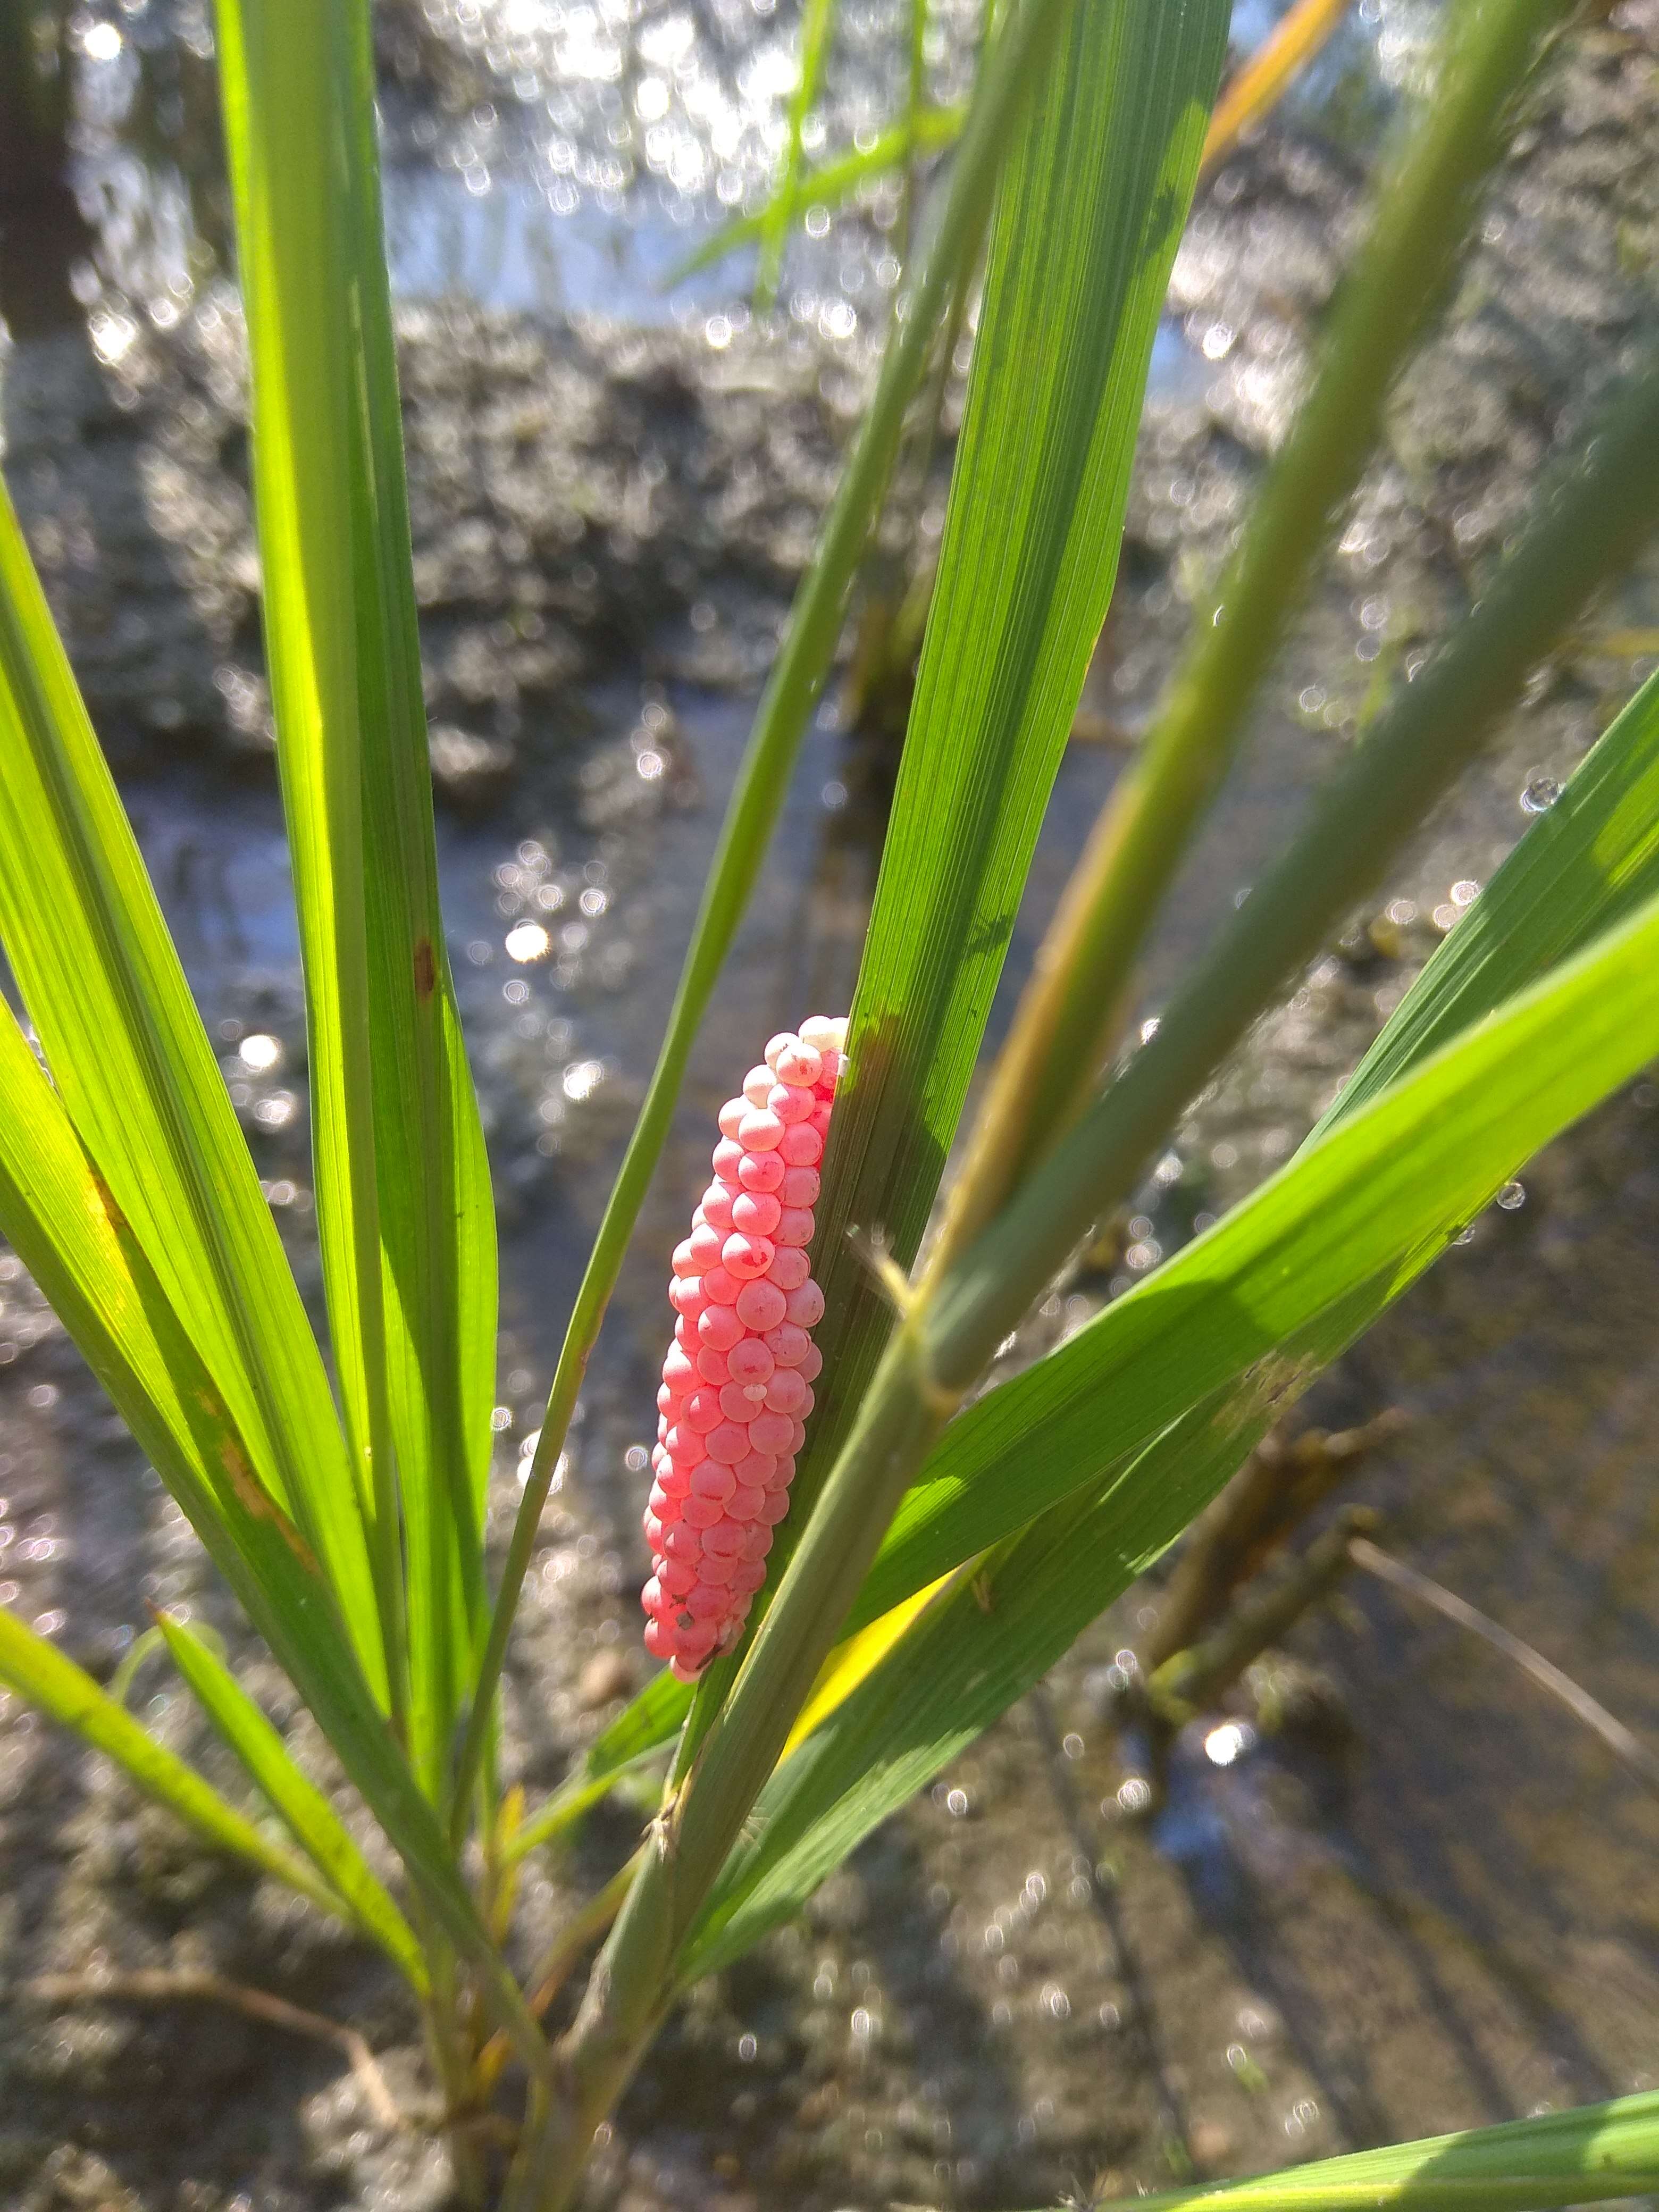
[558,353,1659,2157]
[896,0,932,273]
[450,0,1080,1845]
[928,0,1581,1266]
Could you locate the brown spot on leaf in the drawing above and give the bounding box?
[413,936,437,1000]
[220,1434,320,1576]
[90,1169,127,1236]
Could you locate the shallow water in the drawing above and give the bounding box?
[2,3,1658,2208]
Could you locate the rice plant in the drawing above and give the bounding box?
[1,0,1657,2206]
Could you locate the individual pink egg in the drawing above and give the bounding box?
[733,1450,777,1488]
[735,1279,788,1332]
[697,1304,745,1352]
[689,1460,736,1501]
[768,1082,817,1126]
[661,1423,705,1467]
[717,1097,747,1139]
[764,1321,812,1368]
[732,1189,782,1237]
[736,1149,785,1194]
[763,1033,798,1070]
[696,1344,733,1384]
[705,1421,751,1466]
[688,1221,724,1271]
[702,1264,740,1307]
[767,1244,811,1292]
[775,1207,816,1247]
[701,1182,737,1232]
[779,1122,823,1167]
[774,1040,823,1087]
[809,1101,833,1139]
[765,1369,810,1417]
[680,1492,724,1529]
[748,1411,794,1457]
[727,1482,767,1522]
[724,1232,775,1280]
[711,1137,745,1179]
[738,1108,785,1152]
[720,1381,764,1423]
[727,1337,775,1385]
[785,1280,825,1328]
[780,1165,820,1207]
[684,1389,723,1434]
[742,1065,774,1107]
[798,1342,824,1383]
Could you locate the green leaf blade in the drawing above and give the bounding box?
[156,1613,428,1988]
[1052,2090,1659,2212]
[0,1605,348,1924]
[215,0,498,1795]
[0,479,383,1697]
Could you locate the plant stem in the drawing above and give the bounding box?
[925,0,1580,1270]
[451,0,1084,1847]
[1141,1411,1405,1673]
[1145,1503,1377,1725]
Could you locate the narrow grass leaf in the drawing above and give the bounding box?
[0,1606,349,1924]
[678,873,1659,1971]
[216,0,497,1795]
[156,1613,428,1985]
[666,107,966,286]
[0,482,382,1692]
[1051,2089,1659,2212]
[756,0,840,308]
[1316,665,1659,1131]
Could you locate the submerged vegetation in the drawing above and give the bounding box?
[0,0,1657,2206]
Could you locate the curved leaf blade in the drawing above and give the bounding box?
[0,482,381,1694]
[156,1613,428,1987]
[1050,2089,1659,2212]
[0,1606,348,1924]
[216,0,497,1796]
